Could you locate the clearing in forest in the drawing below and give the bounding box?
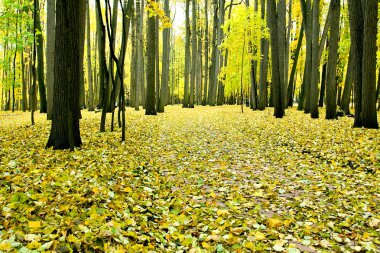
[0,106,379,252]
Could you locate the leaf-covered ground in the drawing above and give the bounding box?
[0,106,379,253]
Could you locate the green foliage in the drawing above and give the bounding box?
[219,5,268,97]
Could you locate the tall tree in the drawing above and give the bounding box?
[259,0,269,110]
[145,0,157,115]
[46,0,55,119]
[361,0,378,128]
[46,0,85,150]
[183,0,191,108]
[189,0,197,108]
[309,0,320,118]
[35,0,47,113]
[348,0,363,127]
[202,0,209,106]
[158,0,170,112]
[86,0,94,111]
[325,0,340,119]
[267,0,284,118]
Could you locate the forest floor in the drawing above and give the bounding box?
[0,106,379,253]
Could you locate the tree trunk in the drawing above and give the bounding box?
[21,51,28,111]
[46,0,85,150]
[183,0,191,107]
[267,0,283,118]
[96,0,107,109]
[202,0,209,106]
[340,46,353,115]
[277,0,286,112]
[208,0,219,106]
[158,0,170,112]
[259,0,269,110]
[35,0,47,113]
[319,62,327,107]
[309,0,320,118]
[86,0,94,111]
[361,0,378,128]
[46,0,55,119]
[325,0,340,119]
[288,22,304,107]
[96,0,110,132]
[189,0,197,108]
[145,0,157,115]
[348,0,363,127]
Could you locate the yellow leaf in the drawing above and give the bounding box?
[0,242,12,251]
[28,221,41,229]
[244,241,255,250]
[123,187,132,193]
[254,231,266,241]
[267,218,282,229]
[217,209,229,216]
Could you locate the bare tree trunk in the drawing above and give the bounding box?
[341,47,353,115]
[267,0,284,118]
[202,0,209,106]
[46,0,55,119]
[309,0,320,118]
[146,0,157,115]
[288,22,304,107]
[183,0,191,107]
[325,0,340,119]
[35,0,47,113]
[361,0,378,128]
[189,0,197,108]
[158,0,170,112]
[86,0,94,111]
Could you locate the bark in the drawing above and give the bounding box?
[208,0,218,106]
[259,0,269,110]
[319,62,327,107]
[183,0,191,107]
[189,0,197,108]
[158,0,170,112]
[277,0,286,111]
[86,0,94,111]
[361,0,378,128]
[35,0,47,113]
[46,0,85,150]
[309,0,320,118]
[96,0,107,109]
[21,51,28,111]
[325,0,340,119]
[267,0,283,118]
[202,0,209,106]
[96,0,110,132]
[287,22,304,107]
[284,0,292,109]
[348,0,363,127]
[341,48,353,115]
[145,0,157,115]
[46,0,55,119]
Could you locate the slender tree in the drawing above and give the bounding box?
[325,0,340,119]
[361,0,378,128]
[46,0,55,119]
[145,0,157,115]
[35,0,47,113]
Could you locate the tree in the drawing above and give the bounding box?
[46,0,85,150]
[86,0,94,111]
[183,0,190,108]
[145,0,157,115]
[46,0,55,119]
[309,0,320,118]
[189,0,197,108]
[325,0,340,119]
[202,0,209,106]
[158,0,170,112]
[267,0,283,118]
[361,0,378,128]
[35,0,47,113]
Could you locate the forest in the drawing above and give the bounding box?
[0,0,379,252]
